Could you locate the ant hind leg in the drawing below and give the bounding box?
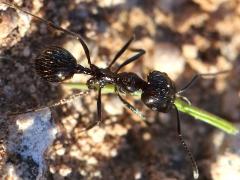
[8,91,89,116]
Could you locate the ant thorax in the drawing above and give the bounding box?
[88,65,117,87]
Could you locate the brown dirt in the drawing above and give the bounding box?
[0,0,240,180]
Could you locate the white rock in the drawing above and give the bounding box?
[7,108,57,179]
[88,128,106,143]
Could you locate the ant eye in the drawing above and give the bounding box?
[35,46,77,82]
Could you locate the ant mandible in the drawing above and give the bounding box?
[3,1,231,179]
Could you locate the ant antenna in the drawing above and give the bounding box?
[173,105,199,179]
[178,70,230,94]
[2,1,93,68]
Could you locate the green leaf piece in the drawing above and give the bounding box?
[64,82,239,135]
[174,98,239,135]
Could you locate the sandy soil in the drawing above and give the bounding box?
[0,0,240,180]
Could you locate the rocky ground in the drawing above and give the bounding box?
[0,0,240,180]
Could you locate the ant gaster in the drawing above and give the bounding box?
[6,2,234,179]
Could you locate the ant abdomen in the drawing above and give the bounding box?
[141,71,176,112]
[35,46,78,82]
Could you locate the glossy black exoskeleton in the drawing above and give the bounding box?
[35,44,176,114]
[142,71,176,112]
[7,2,232,179]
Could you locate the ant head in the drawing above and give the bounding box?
[35,46,77,82]
[141,71,176,113]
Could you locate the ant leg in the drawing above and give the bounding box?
[80,88,102,132]
[114,48,145,73]
[117,92,146,121]
[178,70,230,94]
[107,36,134,69]
[2,2,92,67]
[97,88,102,125]
[8,91,89,116]
[173,105,199,179]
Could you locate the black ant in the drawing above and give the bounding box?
[3,2,231,179]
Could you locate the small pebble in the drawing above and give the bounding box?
[88,128,106,143]
[59,165,72,177]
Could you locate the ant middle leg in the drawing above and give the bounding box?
[80,88,103,132]
[97,88,102,126]
[178,70,231,94]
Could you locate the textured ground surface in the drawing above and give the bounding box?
[0,0,240,180]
